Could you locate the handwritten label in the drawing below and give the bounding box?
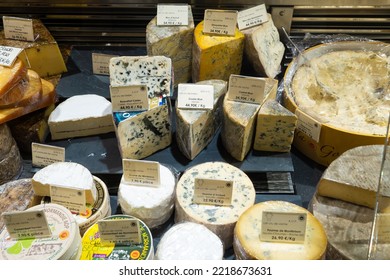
[0,45,23,67]
[3,16,35,42]
[237,4,268,30]
[2,210,51,240]
[177,84,214,110]
[261,211,307,243]
[193,178,233,206]
[122,159,160,186]
[203,9,238,36]
[295,109,322,142]
[31,143,65,168]
[228,74,266,104]
[110,85,149,112]
[157,4,189,26]
[50,185,87,215]
[92,53,117,75]
[98,219,141,244]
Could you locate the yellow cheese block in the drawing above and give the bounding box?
[0,59,27,98]
[192,21,244,82]
[234,201,327,260]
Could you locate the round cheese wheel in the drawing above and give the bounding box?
[0,123,13,158]
[0,142,23,185]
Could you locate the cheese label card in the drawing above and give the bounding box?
[157,4,189,26]
[237,4,268,30]
[260,211,307,243]
[2,16,35,42]
[98,219,141,244]
[0,45,23,67]
[177,84,214,110]
[295,109,322,142]
[228,74,265,104]
[31,143,65,168]
[2,210,51,240]
[110,85,149,112]
[193,178,233,206]
[122,159,160,187]
[92,53,117,75]
[50,185,87,215]
[203,9,238,36]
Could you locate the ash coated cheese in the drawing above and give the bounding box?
[146,6,194,85]
[118,164,176,229]
[253,100,297,152]
[0,142,23,185]
[0,123,14,159]
[32,162,97,205]
[241,14,285,78]
[192,21,244,82]
[233,201,327,260]
[176,79,227,160]
[155,222,224,260]
[48,94,115,140]
[175,161,256,248]
[0,59,27,98]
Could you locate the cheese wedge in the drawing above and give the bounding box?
[0,59,27,98]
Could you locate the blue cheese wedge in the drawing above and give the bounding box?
[176,79,227,160]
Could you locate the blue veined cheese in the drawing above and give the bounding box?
[175,161,256,248]
[146,6,194,85]
[221,78,278,161]
[241,14,285,78]
[253,100,297,152]
[155,222,224,260]
[176,79,227,160]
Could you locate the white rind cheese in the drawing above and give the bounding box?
[48,94,115,140]
[175,161,256,248]
[155,222,224,260]
[176,79,227,160]
[118,164,176,229]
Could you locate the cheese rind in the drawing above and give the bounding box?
[0,123,14,159]
[0,142,23,185]
[0,59,27,98]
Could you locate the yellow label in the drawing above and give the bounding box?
[92,53,117,75]
[193,178,233,206]
[2,16,35,42]
[228,74,265,104]
[203,9,238,36]
[98,219,141,244]
[157,4,189,26]
[295,109,322,142]
[237,4,268,30]
[110,85,149,112]
[31,143,65,168]
[50,185,87,215]
[177,84,214,110]
[122,159,160,186]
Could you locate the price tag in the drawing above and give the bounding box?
[0,45,23,67]
[295,109,322,142]
[237,4,268,30]
[177,84,214,110]
[157,4,189,26]
[260,211,307,243]
[3,16,35,42]
[31,143,65,168]
[228,74,266,104]
[50,185,87,215]
[110,85,149,112]
[122,159,160,186]
[193,178,233,206]
[92,53,117,75]
[2,210,51,240]
[98,219,141,244]
[203,9,238,36]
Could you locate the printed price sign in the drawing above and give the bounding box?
[228,74,266,104]
[203,9,238,36]
[260,211,307,243]
[122,159,160,186]
[98,219,141,244]
[193,178,233,206]
[31,143,65,168]
[110,85,149,112]
[237,4,268,30]
[157,4,189,26]
[2,210,51,240]
[177,84,214,110]
[0,45,23,67]
[50,185,87,215]
[92,53,117,75]
[295,109,322,142]
[3,16,35,42]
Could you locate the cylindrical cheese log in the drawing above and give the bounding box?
[175,161,256,248]
[233,201,327,260]
[155,222,224,260]
[118,164,176,229]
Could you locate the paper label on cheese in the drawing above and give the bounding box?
[31,143,65,168]
[0,45,23,67]
[237,4,268,30]
[110,85,149,112]
[260,211,307,243]
[157,4,189,26]
[92,53,117,75]
[2,16,35,42]
[193,178,233,206]
[122,159,160,187]
[2,210,51,240]
[177,84,214,110]
[50,185,87,215]
[295,109,322,142]
[203,9,238,36]
[228,74,265,104]
[98,219,141,244]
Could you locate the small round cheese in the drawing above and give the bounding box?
[155,222,224,260]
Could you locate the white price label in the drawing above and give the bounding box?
[177,84,214,110]
[228,74,266,104]
[3,16,35,42]
[31,143,65,168]
[50,185,87,215]
[193,178,233,206]
[92,53,117,75]
[157,4,189,26]
[237,4,268,30]
[98,219,141,244]
[203,9,238,36]
[122,159,160,187]
[0,45,23,67]
[295,109,322,142]
[110,85,149,112]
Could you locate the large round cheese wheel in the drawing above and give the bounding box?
[175,161,256,248]
[0,123,13,158]
[233,201,327,260]
[0,142,23,185]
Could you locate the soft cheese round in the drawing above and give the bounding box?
[155,222,224,260]
[118,164,176,229]
[175,161,256,248]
